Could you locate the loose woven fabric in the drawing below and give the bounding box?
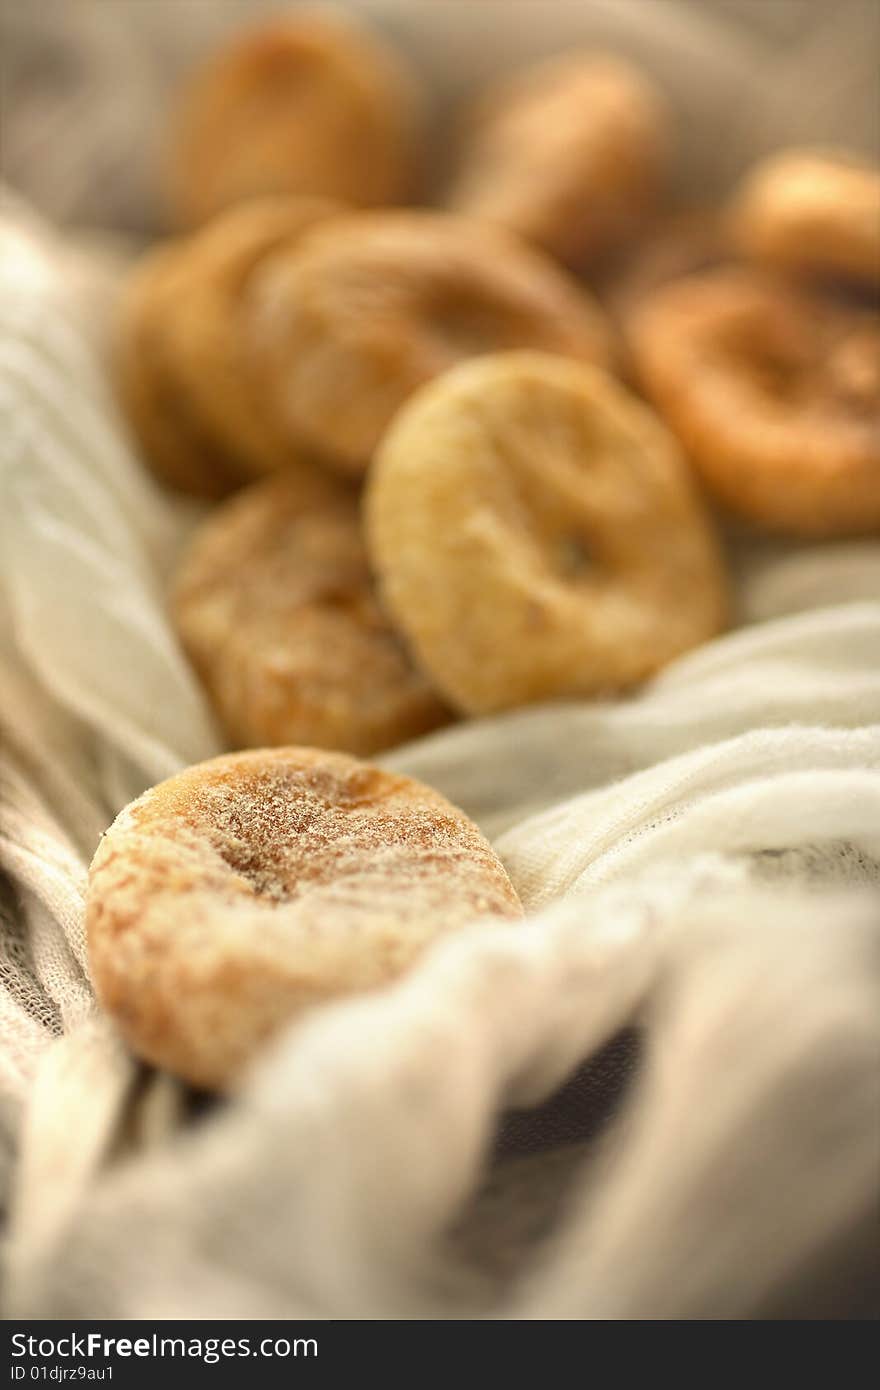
[1,0,879,1320]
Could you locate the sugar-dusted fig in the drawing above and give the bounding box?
[365,351,728,714]
[172,468,451,756]
[87,749,521,1088]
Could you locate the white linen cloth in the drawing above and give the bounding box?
[0,0,878,1320]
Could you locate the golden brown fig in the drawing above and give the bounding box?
[87,749,522,1089]
[162,194,341,476]
[172,469,451,757]
[365,351,728,715]
[245,209,614,476]
[165,13,421,227]
[115,196,339,495]
[446,52,670,268]
[630,269,880,536]
[115,241,243,498]
[728,149,880,287]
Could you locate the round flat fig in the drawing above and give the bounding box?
[87,748,521,1089]
[365,351,728,714]
[630,269,880,536]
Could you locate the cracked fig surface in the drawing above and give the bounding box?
[87,748,522,1090]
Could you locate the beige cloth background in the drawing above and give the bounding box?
[0,0,879,1318]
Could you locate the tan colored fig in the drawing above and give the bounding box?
[365,351,728,715]
[87,749,522,1089]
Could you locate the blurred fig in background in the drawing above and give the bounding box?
[629,268,880,537]
[165,11,423,227]
[114,194,340,496]
[446,52,670,270]
[727,148,880,288]
[244,209,614,476]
